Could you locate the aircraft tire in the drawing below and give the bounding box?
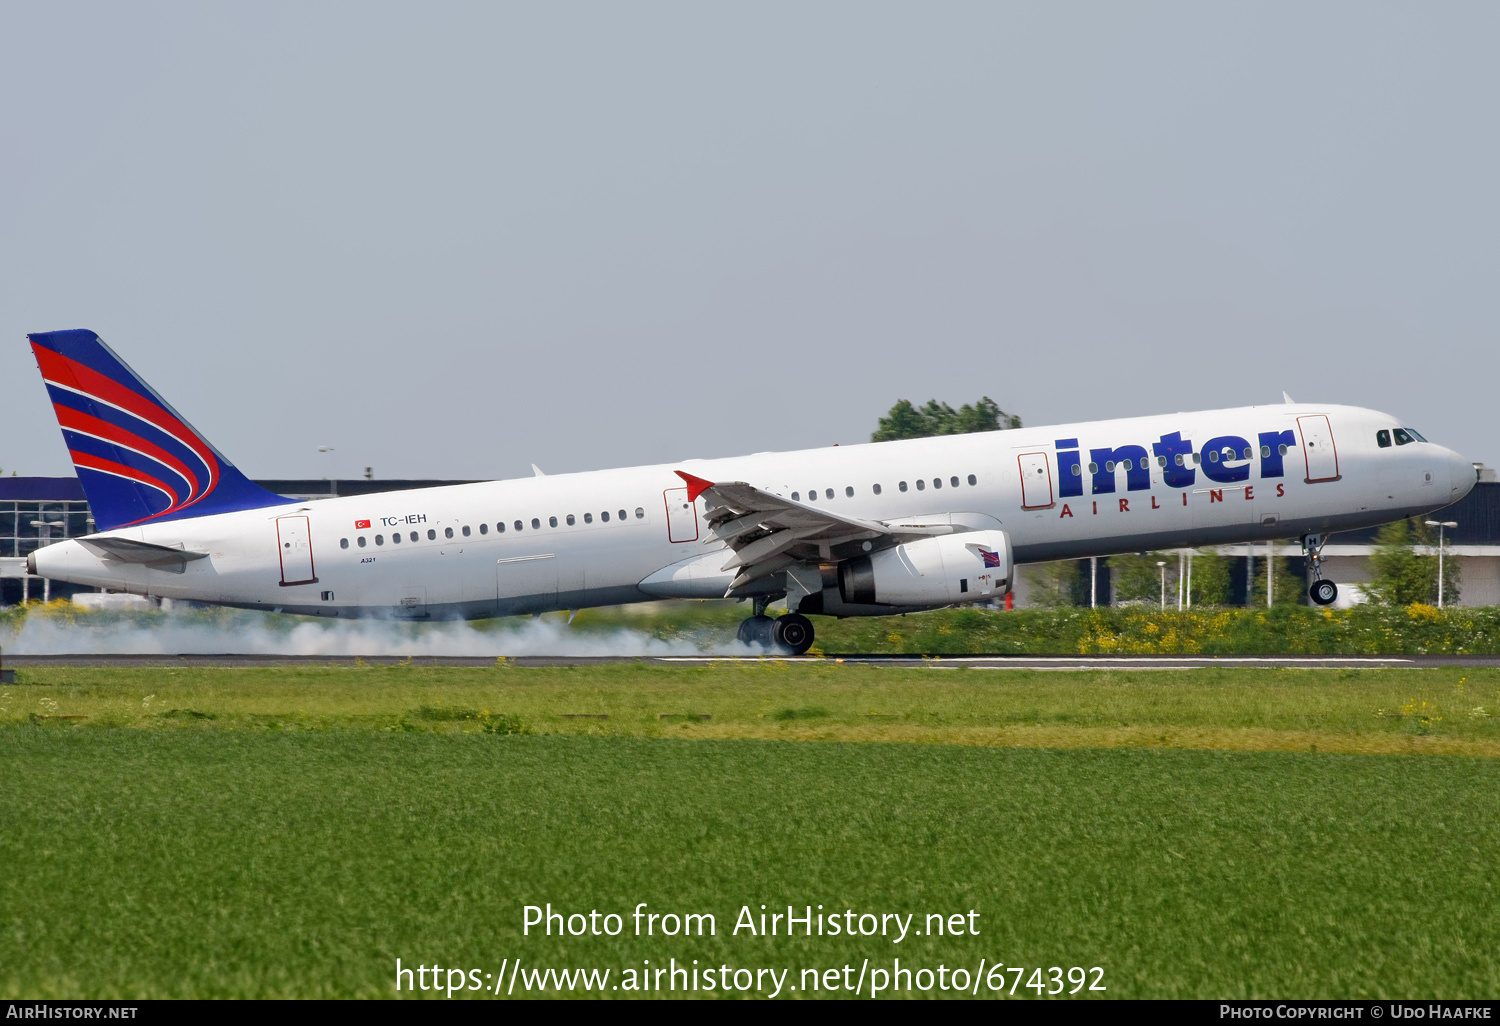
[738,615,776,649]
[773,613,815,655]
[1309,580,1338,606]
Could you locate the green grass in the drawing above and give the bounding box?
[3,664,1500,999]
[5,663,1500,754]
[2,730,1497,998]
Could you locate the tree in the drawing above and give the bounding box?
[1188,548,1231,605]
[872,396,1021,442]
[1110,552,1175,605]
[1367,518,1461,606]
[1251,552,1304,606]
[1024,560,1081,607]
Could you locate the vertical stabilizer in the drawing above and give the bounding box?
[28,329,289,531]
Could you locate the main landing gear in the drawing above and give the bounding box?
[1303,533,1339,606]
[736,597,816,655]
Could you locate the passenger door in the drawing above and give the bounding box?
[275,516,317,586]
[1297,415,1340,483]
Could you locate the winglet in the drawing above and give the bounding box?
[675,470,714,502]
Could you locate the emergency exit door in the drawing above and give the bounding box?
[664,487,698,542]
[1017,452,1054,509]
[276,515,317,586]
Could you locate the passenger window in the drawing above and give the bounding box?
[357,536,367,548]
[618,510,627,521]
[1105,461,1115,472]
[916,479,926,491]
[635,507,644,519]
[428,529,437,540]
[968,474,977,485]
[1242,448,1252,460]
[479,523,488,535]
[807,489,816,502]
[531,519,540,530]
[410,532,418,542]
[1277,444,1288,456]
[792,492,800,501]
[1155,456,1166,468]
[1087,462,1098,474]
[1394,428,1413,445]
[845,486,854,498]
[1208,450,1220,462]
[375,534,385,546]
[601,511,610,522]
[445,527,454,539]
[1377,430,1392,448]
[515,520,524,531]
[873,484,882,495]
[462,525,471,537]
[826,488,834,500]
[340,538,349,549]
[548,517,558,528]
[950,476,959,488]
[1191,453,1201,464]
[584,513,592,524]
[1260,445,1271,458]
[899,481,908,492]
[496,523,505,533]
[566,515,575,526]
[391,532,401,544]
[1072,465,1082,476]
[933,478,942,489]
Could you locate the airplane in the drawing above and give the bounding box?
[24,329,1477,654]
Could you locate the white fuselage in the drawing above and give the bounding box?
[31,403,1475,618]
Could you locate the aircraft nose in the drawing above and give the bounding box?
[1450,450,1477,502]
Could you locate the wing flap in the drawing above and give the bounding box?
[676,471,894,592]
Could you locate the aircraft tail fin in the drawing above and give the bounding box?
[27,329,289,531]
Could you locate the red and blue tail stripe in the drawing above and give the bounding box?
[28,329,289,531]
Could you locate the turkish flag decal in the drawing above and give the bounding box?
[355,519,371,529]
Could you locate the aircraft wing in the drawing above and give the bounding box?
[674,471,946,593]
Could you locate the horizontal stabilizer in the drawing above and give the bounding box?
[78,536,209,572]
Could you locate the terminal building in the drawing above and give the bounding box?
[3,472,1498,609]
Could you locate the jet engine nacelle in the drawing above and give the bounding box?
[838,529,1012,607]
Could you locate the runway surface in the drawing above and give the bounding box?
[7,653,1500,669]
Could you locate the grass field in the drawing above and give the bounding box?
[9,600,1500,656]
[4,663,1499,999]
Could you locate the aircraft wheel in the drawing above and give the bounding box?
[738,614,776,649]
[773,613,815,655]
[1309,580,1338,606]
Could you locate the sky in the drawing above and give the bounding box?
[3,2,1497,483]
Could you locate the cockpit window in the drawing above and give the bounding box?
[1393,428,1414,445]
[1377,429,1392,448]
[1406,428,1428,442]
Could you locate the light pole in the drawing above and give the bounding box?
[29,518,64,602]
[1157,560,1167,610]
[1424,520,1458,608]
[318,446,337,496]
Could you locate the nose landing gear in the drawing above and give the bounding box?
[1302,533,1339,606]
[736,597,816,655]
